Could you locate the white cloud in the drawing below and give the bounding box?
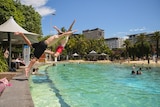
[111,27,147,38]
[19,0,56,16]
[112,32,128,37]
[20,0,47,7]
[36,7,56,16]
[129,27,146,32]
[117,32,128,35]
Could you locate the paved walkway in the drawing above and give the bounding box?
[0,70,34,107]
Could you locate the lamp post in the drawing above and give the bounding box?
[50,13,55,34]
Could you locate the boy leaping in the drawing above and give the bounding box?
[44,20,76,59]
[14,26,76,77]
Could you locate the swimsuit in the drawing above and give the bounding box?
[56,45,64,54]
[32,41,47,59]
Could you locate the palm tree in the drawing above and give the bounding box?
[123,39,131,59]
[151,31,160,60]
[136,33,147,58]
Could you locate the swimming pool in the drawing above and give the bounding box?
[30,63,160,107]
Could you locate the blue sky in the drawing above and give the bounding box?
[20,0,160,38]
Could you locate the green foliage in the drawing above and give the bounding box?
[151,31,160,58]
[0,50,8,72]
[123,39,132,58]
[0,0,17,24]
[19,5,42,34]
[66,34,111,57]
[0,0,42,34]
[135,42,150,58]
[122,32,160,60]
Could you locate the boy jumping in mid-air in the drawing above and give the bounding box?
[14,21,76,77]
[45,20,75,57]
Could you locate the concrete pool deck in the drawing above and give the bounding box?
[0,68,34,107]
[0,61,52,107]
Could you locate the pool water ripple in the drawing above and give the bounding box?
[30,63,160,107]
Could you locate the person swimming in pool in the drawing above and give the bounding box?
[131,64,136,74]
[14,26,76,77]
[136,67,142,75]
[131,70,136,74]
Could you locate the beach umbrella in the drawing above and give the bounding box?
[100,53,107,56]
[88,50,99,56]
[72,53,79,57]
[89,50,97,54]
[86,50,99,61]
[0,16,39,69]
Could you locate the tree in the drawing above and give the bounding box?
[151,31,160,59]
[135,41,150,59]
[136,33,147,58]
[17,4,42,34]
[0,0,17,24]
[66,34,88,57]
[66,34,111,59]
[0,0,42,34]
[123,39,131,58]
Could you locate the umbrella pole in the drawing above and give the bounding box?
[8,32,11,69]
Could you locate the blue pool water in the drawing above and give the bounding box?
[30,63,160,107]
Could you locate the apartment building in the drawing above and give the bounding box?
[105,37,125,49]
[127,32,156,44]
[82,28,104,39]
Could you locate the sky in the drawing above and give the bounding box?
[20,0,160,38]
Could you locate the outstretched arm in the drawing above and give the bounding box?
[53,26,63,34]
[53,19,76,34]
[14,32,32,47]
[53,26,69,47]
[45,30,76,46]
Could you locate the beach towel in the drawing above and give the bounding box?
[0,77,12,93]
[0,77,11,86]
[0,82,5,93]
[0,77,11,94]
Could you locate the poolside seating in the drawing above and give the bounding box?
[10,58,25,71]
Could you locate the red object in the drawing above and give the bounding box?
[56,46,64,54]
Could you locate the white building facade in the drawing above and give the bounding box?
[105,37,125,49]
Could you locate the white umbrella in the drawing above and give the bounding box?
[72,53,79,56]
[100,53,107,56]
[88,50,99,56]
[0,16,39,68]
[0,16,38,43]
[89,50,97,54]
